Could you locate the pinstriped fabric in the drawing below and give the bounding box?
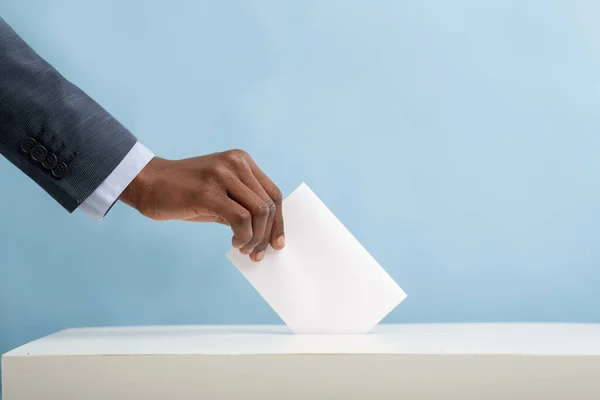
[0,16,136,212]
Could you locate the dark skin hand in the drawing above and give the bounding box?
[119,149,285,262]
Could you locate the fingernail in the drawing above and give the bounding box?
[276,235,285,249]
[240,248,251,255]
[255,251,265,261]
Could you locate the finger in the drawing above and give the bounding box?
[214,197,253,249]
[226,177,270,257]
[270,199,285,250]
[237,151,285,250]
[226,153,276,261]
[251,206,275,262]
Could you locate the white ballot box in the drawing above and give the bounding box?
[3,323,600,399]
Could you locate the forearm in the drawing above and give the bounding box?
[0,16,137,212]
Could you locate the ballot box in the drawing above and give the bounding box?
[3,323,600,399]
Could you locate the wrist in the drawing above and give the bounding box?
[120,156,157,210]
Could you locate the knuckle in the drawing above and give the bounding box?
[232,148,250,159]
[233,210,251,226]
[208,163,228,177]
[269,186,283,204]
[255,202,271,218]
[222,150,245,168]
[266,199,276,215]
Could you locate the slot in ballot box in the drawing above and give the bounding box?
[3,323,600,399]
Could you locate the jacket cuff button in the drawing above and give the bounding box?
[20,137,37,154]
[42,153,59,170]
[31,145,48,162]
[52,162,68,179]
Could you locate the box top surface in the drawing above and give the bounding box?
[4,323,600,357]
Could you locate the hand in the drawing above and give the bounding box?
[120,149,285,262]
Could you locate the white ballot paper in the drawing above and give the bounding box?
[226,183,407,334]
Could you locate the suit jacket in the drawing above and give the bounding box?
[0,16,137,212]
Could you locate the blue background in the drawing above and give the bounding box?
[1,0,600,393]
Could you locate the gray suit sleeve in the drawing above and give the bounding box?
[0,16,137,212]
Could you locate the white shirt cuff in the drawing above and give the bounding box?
[78,142,154,221]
